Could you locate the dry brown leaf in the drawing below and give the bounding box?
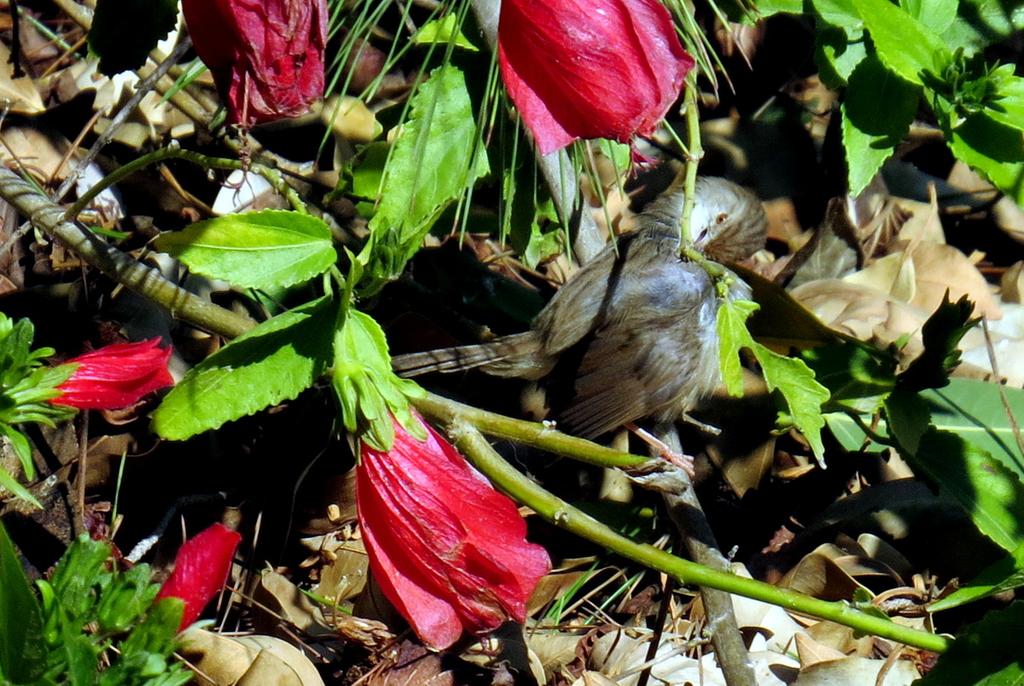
[181,629,325,686]
[893,197,944,245]
[527,630,585,683]
[365,642,454,686]
[322,95,381,143]
[1002,262,1024,303]
[794,633,845,667]
[313,537,369,603]
[948,161,1024,244]
[0,43,44,114]
[0,127,69,181]
[793,654,920,685]
[844,252,916,303]
[779,545,865,601]
[905,241,1001,319]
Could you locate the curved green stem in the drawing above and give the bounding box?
[445,417,951,654]
[65,145,307,221]
[412,391,648,470]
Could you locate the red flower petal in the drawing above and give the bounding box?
[182,0,327,126]
[52,338,174,410]
[156,523,242,630]
[357,414,550,649]
[498,0,694,154]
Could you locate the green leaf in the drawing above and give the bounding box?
[719,299,830,463]
[900,0,958,34]
[88,0,177,75]
[0,464,40,508]
[811,0,864,25]
[816,27,868,87]
[986,71,1024,134]
[930,539,1024,611]
[939,103,1024,206]
[886,391,1024,552]
[923,379,1024,481]
[413,15,479,51]
[842,55,921,194]
[153,297,336,440]
[361,65,490,293]
[0,522,45,683]
[155,210,337,291]
[851,0,951,84]
[97,564,159,633]
[917,601,1024,685]
[898,292,978,390]
[801,338,897,408]
[49,535,113,622]
[940,0,1024,52]
[332,310,425,451]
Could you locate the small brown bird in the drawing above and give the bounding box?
[392,176,767,439]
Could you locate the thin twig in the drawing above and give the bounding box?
[9,0,26,78]
[65,144,307,220]
[981,318,1024,458]
[0,166,256,338]
[54,37,194,202]
[646,424,756,686]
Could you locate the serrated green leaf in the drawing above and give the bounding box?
[802,338,898,407]
[917,601,1024,685]
[886,392,1024,551]
[153,297,336,440]
[842,55,921,194]
[0,521,45,682]
[719,299,829,464]
[942,108,1024,206]
[851,0,951,84]
[986,73,1024,133]
[898,292,978,390]
[900,0,958,34]
[361,65,490,293]
[930,539,1024,611]
[155,210,337,290]
[88,0,177,75]
[816,27,868,87]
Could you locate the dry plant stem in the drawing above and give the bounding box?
[54,38,194,202]
[0,167,255,338]
[66,145,307,219]
[651,423,755,686]
[443,416,951,654]
[468,0,605,265]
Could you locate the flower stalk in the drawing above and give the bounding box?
[444,417,951,654]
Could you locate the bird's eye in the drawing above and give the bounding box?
[715,212,728,225]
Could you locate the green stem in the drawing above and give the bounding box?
[445,419,951,654]
[679,72,703,250]
[65,145,307,220]
[412,391,648,470]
